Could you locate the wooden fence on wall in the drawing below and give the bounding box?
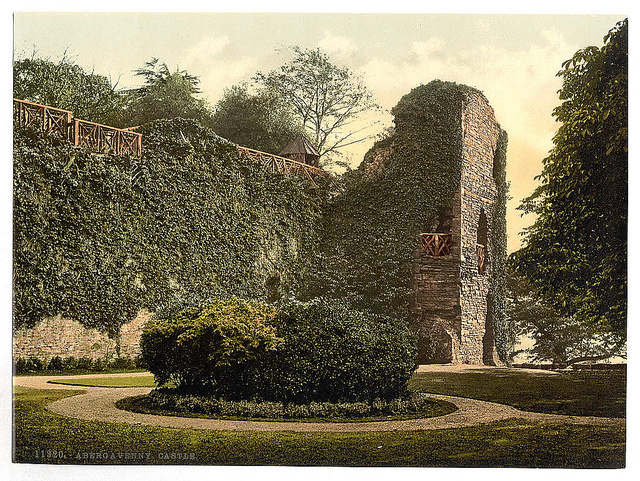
[236,146,328,181]
[13,99,142,157]
[14,98,331,180]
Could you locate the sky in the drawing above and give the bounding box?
[10,10,628,253]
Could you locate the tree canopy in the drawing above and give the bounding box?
[512,19,627,339]
[210,84,303,154]
[254,46,380,164]
[121,57,214,127]
[13,53,125,126]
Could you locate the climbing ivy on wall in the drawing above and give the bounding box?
[13,118,330,337]
[303,81,474,317]
[488,130,510,362]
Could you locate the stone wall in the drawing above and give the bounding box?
[13,310,150,361]
[411,89,501,365]
[458,90,500,364]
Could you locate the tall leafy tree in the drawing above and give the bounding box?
[506,262,625,367]
[254,46,380,164]
[211,84,303,154]
[512,19,627,338]
[122,58,214,127]
[13,52,125,126]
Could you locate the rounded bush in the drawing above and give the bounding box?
[141,297,417,403]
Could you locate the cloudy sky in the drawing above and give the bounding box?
[12,9,628,253]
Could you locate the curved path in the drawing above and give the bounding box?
[14,372,625,433]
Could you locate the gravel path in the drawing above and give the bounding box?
[13,371,625,433]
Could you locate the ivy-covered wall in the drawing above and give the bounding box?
[14,80,508,365]
[13,118,330,351]
[303,80,508,365]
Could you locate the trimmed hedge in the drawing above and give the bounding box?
[255,298,417,403]
[123,389,453,421]
[140,298,417,403]
[13,355,140,374]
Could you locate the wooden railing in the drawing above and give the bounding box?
[477,243,487,274]
[14,99,142,157]
[420,233,452,256]
[236,146,328,181]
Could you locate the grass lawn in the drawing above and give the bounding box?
[409,368,626,418]
[13,386,625,467]
[48,374,156,388]
[50,368,626,419]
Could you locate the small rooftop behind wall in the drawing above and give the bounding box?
[279,134,321,167]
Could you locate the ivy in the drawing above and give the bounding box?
[13,118,330,338]
[304,81,471,316]
[489,130,510,362]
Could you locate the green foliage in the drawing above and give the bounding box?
[255,298,418,403]
[140,298,280,393]
[303,80,470,317]
[13,355,140,374]
[488,130,510,362]
[13,53,125,126]
[13,117,329,337]
[121,58,215,127]
[506,261,626,367]
[254,46,380,162]
[512,19,627,338]
[141,298,417,402]
[211,83,304,154]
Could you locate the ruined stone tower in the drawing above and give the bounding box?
[410,89,503,365]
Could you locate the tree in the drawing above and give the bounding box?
[512,19,627,339]
[13,52,125,126]
[122,58,214,127]
[254,46,380,164]
[506,262,626,368]
[210,84,303,154]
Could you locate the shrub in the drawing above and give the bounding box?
[140,298,281,394]
[141,298,417,402]
[47,356,65,371]
[254,298,418,403]
[23,356,44,373]
[108,356,138,370]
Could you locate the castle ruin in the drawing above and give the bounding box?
[410,89,504,365]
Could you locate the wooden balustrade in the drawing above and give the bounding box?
[477,243,487,274]
[13,98,142,157]
[236,146,328,181]
[420,233,452,256]
[13,99,73,140]
[74,118,142,157]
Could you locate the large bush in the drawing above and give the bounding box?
[140,298,280,394]
[142,298,417,403]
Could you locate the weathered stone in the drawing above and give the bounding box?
[411,90,503,365]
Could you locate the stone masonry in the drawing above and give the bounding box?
[13,310,151,361]
[412,90,502,365]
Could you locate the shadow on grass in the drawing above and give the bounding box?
[409,368,626,418]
